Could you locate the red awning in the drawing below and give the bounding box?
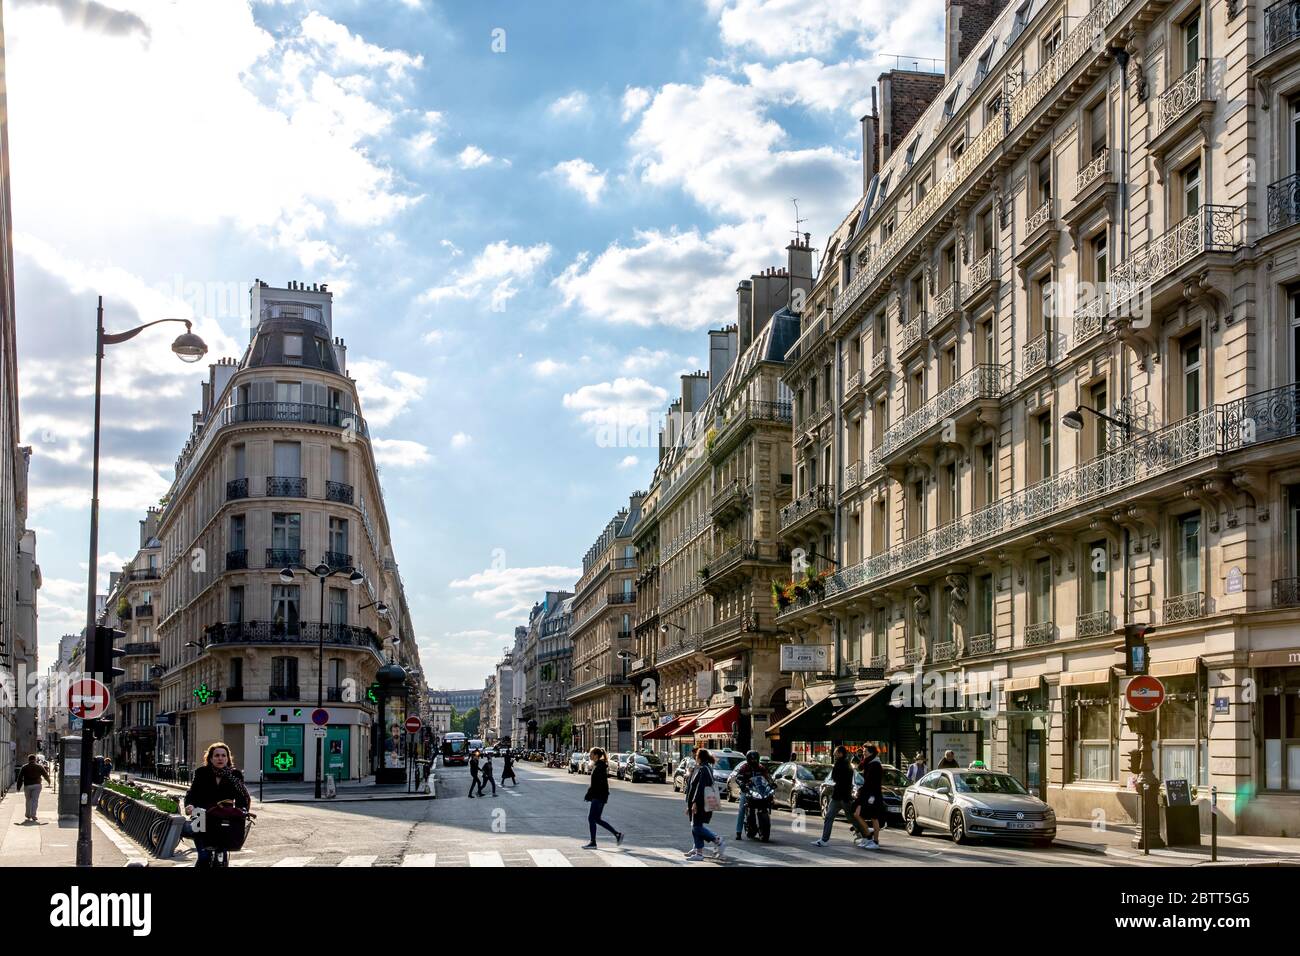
[643,716,688,740]
[670,712,707,737]
[692,705,740,737]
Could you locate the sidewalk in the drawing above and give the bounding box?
[0,784,134,867]
[116,772,435,803]
[1054,818,1300,865]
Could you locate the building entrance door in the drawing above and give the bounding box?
[326,726,349,781]
[1025,728,1045,800]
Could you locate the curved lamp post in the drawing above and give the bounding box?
[77,299,206,868]
[279,560,365,798]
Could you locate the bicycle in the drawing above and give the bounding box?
[188,803,255,868]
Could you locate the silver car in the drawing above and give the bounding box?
[902,769,1056,846]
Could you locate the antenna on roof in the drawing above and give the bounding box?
[790,198,807,246]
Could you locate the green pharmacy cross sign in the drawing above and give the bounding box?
[193,683,213,705]
[271,749,296,772]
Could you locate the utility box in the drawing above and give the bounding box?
[57,736,82,818]
[1161,778,1201,847]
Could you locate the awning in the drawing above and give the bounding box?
[1151,658,1200,678]
[1059,668,1114,687]
[1003,675,1045,693]
[692,705,740,736]
[1248,648,1300,668]
[765,696,834,738]
[670,711,710,737]
[642,716,689,740]
[825,685,892,730]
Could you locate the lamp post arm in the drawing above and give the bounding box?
[100,317,194,347]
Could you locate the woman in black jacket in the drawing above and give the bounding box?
[183,742,251,866]
[581,748,623,848]
[684,749,724,861]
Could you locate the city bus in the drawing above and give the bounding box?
[441,732,469,766]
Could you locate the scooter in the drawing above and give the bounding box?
[743,775,774,842]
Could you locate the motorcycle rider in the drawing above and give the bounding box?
[731,750,773,840]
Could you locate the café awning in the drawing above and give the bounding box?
[765,695,834,739]
[693,705,740,736]
[642,715,689,740]
[824,685,893,734]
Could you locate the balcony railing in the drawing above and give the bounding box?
[1077,147,1111,194]
[966,633,995,656]
[931,641,957,662]
[1075,610,1113,639]
[844,368,863,397]
[657,635,705,666]
[611,555,638,570]
[326,686,347,702]
[844,460,866,492]
[134,604,154,618]
[1022,332,1050,375]
[899,313,927,354]
[1265,0,1300,55]
[966,252,996,300]
[1163,591,1206,624]
[709,539,758,577]
[1272,577,1300,608]
[878,364,1009,460]
[325,480,354,504]
[126,568,161,581]
[116,680,158,695]
[936,282,959,321]
[225,549,248,571]
[1024,622,1056,646]
[267,476,306,497]
[779,484,834,532]
[226,478,248,501]
[609,592,636,605]
[1156,60,1206,137]
[1268,173,1300,233]
[1110,205,1244,310]
[324,551,353,569]
[710,479,749,518]
[1026,197,1053,234]
[266,548,305,568]
[123,642,160,656]
[269,685,300,701]
[1074,294,1108,347]
[869,347,890,378]
[205,620,383,653]
[903,646,924,667]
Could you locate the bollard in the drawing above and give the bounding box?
[1211,786,1218,862]
[1141,781,1150,856]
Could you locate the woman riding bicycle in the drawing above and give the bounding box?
[184,742,252,867]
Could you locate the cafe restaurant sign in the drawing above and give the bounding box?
[780,644,830,672]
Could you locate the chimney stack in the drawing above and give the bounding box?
[945,0,1008,79]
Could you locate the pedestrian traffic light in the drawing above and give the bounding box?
[89,715,114,740]
[93,626,127,682]
[1123,623,1152,676]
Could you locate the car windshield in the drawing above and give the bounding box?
[638,754,662,765]
[713,756,743,771]
[954,772,1029,795]
[883,768,909,788]
[796,764,832,781]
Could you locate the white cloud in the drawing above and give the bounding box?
[449,564,581,621]
[531,358,567,378]
[620,347,672,374]
[705,0,945,59]
[561,377,669,431]
[348,357,428,428]
[450,432,472,449]
[548,91,590,117]
[621,85,651,121]
[371,437,433,467]
[742,58,876,115]
[298,10,423,80]
[552,158,607,204]
[420,240,552,311]
[439,239,463,256]
[457,145,508,169]
[617,455,639,470]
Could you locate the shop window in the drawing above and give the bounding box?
[1261,668,1300,791]
[1070,684,1116,781]
[1156,675,1207,787]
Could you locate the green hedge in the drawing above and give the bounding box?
[103,780,180,815]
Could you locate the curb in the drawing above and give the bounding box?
[263,794,436,804]
[1050,838,1108,856]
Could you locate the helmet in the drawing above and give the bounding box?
[745,750,760,764]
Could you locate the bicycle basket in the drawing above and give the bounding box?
[204,805,249,850]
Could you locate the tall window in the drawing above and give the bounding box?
[1071,685,1115,781]
[233,444,246,479]
[1183,15,1200,70]
[330,447,348,484]
[1086,539,1108,613]
[1089,99,1107,158]
[1181,335,1202,415]
[1172,512,1202,597]
[275,381,301,404]
[977,209,993,256]
[1090,381,1109,458]
[283,333,303,363]
[328,516,349,558]
[272,513,301,552]
[1032,556,1052,623]
[273,440,301,478]
[1036,154,1052,205]
[328,587,347,627]
[1091,231,1108,284]
[329,659,345,690]
[978,442,996,506]
[940,345,958,389]
[943,462,959,523]
[872,497,889,554]
[908,366,925,411]
[273,585,300,634]
[228,585,244,623]
[229,657,243,689]
[1157,675,1206,786]
[1039,415,1054,480]
[872,607,888,659]
[272,656,299,690]
[978,317,995,365]
[974,573,994,636]
[229,514,245,552]
[1261,668,1300,791]
[1181,159,1201,218]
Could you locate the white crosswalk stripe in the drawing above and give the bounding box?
[271,856,315,867]
[339,854,377,867]
[467,850,505,867]
[642,846,700,866]
[592,848,648,867]
[401,853,437,867]
[527,848,572,867]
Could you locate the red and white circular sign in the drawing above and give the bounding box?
[68,678,110,720]
[1125,675,1166,713]
[404,716,422,734]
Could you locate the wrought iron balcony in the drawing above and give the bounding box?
[267,476,306,497]
[611,555,638,570]
[134,604,154,618]
[225,686,244,702]
[608,592,636,605]
[324,551,353,569]
[1109,205,1244,311]
[869,653,888,669]
[269,685,300,701]
[843,368,864,400]
[325,480,354,504]
[326,686,346,702]
[903,646,925,667]
[126,568,161,581]
[779,484,834,533]
[935,282,960,326]
[225,549,248,571]
[966,633,995,656]
[205,621,383,653]
[898,313,927,356]
[226,478,248,501]
[1024,622,1056,646]
[123,642,160,656]
[1266,0,1300,55]
[656,635,705,666]
[1272,577,1300,608]
[965,252,997,303]
[931,641,957,663]
[843,460,866,493]
[868,347,890,383]
[1156,60,1206,137]
[1268,173,1300,233]
[877,364,1009,463]
[1076,147,1111,194]
[708,539,759,580]
[1022,332,1050,375]
[710,479,750,521]
[1163,591,1207,624]
[266,548,305,567]
[116,680,158,696]
[1074,294,1109,347]
[1026,197,1053,235]
[1075,610,1113,639]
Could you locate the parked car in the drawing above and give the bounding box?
[902,769,1056,846]
[624,752,667,783]
[671,756,696,792]
[609,753,628,778]
[816,763,908,827]
[769,761,833,812]
[568,751,586,774]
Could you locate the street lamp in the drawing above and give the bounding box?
[78,299,207,868]
[1061,404,1150,441]
[279,559,365,798]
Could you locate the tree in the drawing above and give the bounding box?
[539,716,572,749]
[462,707,480,736]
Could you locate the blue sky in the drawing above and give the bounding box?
[6,0,943,688]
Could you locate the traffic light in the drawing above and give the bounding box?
[93,626,127,682]
[1123,623,1153,676]
[90,715,114,740]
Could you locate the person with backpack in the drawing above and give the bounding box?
[684,749,724,861]
[478,751,497,796]
[501,750,518,787]
[581,748,623,848]
[183,742,252,867]
[467,750,482,797]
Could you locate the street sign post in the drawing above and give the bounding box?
[405,715,422,734]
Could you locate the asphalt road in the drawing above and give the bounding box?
[151,760,1138,867]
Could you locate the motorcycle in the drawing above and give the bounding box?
[742,774,774,842]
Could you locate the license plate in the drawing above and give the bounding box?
[1008,822,1036,829]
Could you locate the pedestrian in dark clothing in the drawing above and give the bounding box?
[582,748,623,848]
[468,751,481,797]
[814,746,865,846]
[18,755,50,822]
[478,753,497,796]
[684,749,724,861]
[852,744,885,850]
[183,742,252,867]
[501,751,517,786]
[937,750,959,769]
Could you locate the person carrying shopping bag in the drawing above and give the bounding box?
[684,749,725,861]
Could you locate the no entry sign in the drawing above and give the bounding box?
[68,678,109,721]
[404,716,422,734]
[1126,675,1166,713]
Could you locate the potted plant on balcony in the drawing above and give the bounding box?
[116,595,130,620]
[698,565,710,580]
[805,569,826,598]
[772,580,791,610]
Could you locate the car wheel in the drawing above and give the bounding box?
[904,803,923,836]
[673,778,679,792]
[788,792,798,813]
[949,810,968,845]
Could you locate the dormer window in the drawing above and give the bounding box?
[904,137,919,168]
[283,333,303,364]
[974,48,993,85]
[942,91,959,121]
[1011,0,1033,40]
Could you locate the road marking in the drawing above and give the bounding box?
[401,853,437,867]
[527,848,573,867]
[592,848,648,867]
[722,845,785,867]
[642,846,695,866]
[467,850,505,867]
[339,854,377,867]
[272,856,315,867]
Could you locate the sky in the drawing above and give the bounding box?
[6,0,944,690]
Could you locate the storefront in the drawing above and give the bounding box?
[766,684,912,766]
[689,704,740,753]
[1002,675,1050,799]
[1251,651,1300,793]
